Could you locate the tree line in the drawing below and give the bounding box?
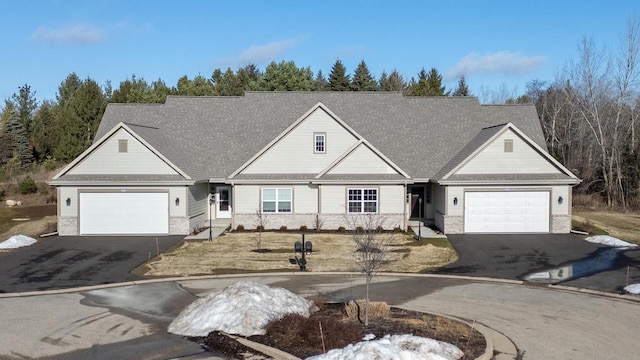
[1,21,639,210]
[0,60,468,172]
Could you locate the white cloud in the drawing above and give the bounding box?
[215,37,304,68]
[31,23,104,45]
[446,51,546,79]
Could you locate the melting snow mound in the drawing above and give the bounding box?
[168,281,315,337]
[0,235,37,249]
[585,235,637,248]
[624,283,640,295]
[306,334,464,360]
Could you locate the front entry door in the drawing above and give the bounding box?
[217,186,231,218]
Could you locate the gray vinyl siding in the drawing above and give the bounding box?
[68,128,179,175]
[188,183,208,218]
[327,143,398,174]
[456,130,559,175]
[242,108,358,174]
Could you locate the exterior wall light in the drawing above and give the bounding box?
[558,196,563,205]
[453,197,458,206]
[175,197,180,206]
[66,198,71,206]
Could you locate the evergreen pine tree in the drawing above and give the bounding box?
[409,68,448,96]
[351,60,377,91]
[313,70,329,91]
[379,69,406,91]
[328,60,350,91]
[3,111,33,168]
[452,76,471,96]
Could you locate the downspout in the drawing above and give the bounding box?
[231,181,235,230]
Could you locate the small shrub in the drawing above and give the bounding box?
[393,226,402,233]
[299,225,308,232]
[43,156,59,171]
[279,225,288,231]
[19,176,37,194]
[345,299,390,320]
[355,226,364,233]
[376,225,384,232]
[236,224,245,231]
[337,226,346,233]
[256,225,265,232]
[265,313,363,358]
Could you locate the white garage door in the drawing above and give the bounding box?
[80,192,169,235]
[464,191,549,233]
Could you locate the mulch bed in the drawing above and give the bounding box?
[194,303,486,359]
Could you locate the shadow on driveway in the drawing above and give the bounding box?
[432,234,640,293]
[0,235,184,293]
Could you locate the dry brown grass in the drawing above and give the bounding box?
[573,210,640,244]
[345,300,390,320]
[138,231,457,277]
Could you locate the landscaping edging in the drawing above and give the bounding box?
[220,310,498,360]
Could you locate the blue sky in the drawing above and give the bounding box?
[0,0,637,103]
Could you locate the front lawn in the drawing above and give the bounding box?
[573,210,640,244]
[134,231,458,277]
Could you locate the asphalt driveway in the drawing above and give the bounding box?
[434,233,640,293]
[0,235,185,293]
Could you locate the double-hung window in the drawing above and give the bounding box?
[314,133,326,153]
[262,188,292,213]
[348,188,378,213]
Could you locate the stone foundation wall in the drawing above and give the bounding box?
[443,215,464,234]
[233,213,403,231]
[58,216,78,236]
[551,215,571,233]
[170,216,190,235]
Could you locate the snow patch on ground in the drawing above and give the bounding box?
[624,283,640,295]
[168,280,315,337]
[584,235,637,248]
[0,235,37,249]
[306,334,464,360]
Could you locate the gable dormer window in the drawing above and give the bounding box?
[504,139,513,153]
[314,133,326,153]
[118,139,128,153]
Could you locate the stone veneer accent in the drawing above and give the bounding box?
[58,216,78,236]
[170,216,190,235]
[233,213,403,231]
[551,215,571,233]
[443,215,464,234]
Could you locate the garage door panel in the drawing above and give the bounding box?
[80,192,169,235]
[465,191,549,233]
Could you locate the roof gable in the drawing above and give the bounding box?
[437,123,579,183]
[52,123,190,181]
[91,93,555,181]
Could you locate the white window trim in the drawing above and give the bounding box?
[314,132,326,154]
[261,188,292,213]
[347,188,378,213]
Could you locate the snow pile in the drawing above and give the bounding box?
[306,334,463,360]
[168,281,316,337]
[0,235,37,249]
[585,235,637,248]
[624,283,640,295]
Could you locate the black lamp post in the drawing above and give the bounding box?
[418,197,422,241]
[209,195,215,242]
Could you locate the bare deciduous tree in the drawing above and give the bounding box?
[348,214,394,326]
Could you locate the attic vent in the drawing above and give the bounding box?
[118,139,128,153]
[504,139,513,153]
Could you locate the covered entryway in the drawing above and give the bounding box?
[79,192,169,235]
[464,191,549,233]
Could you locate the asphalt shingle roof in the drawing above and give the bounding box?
[95,92,548,181]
